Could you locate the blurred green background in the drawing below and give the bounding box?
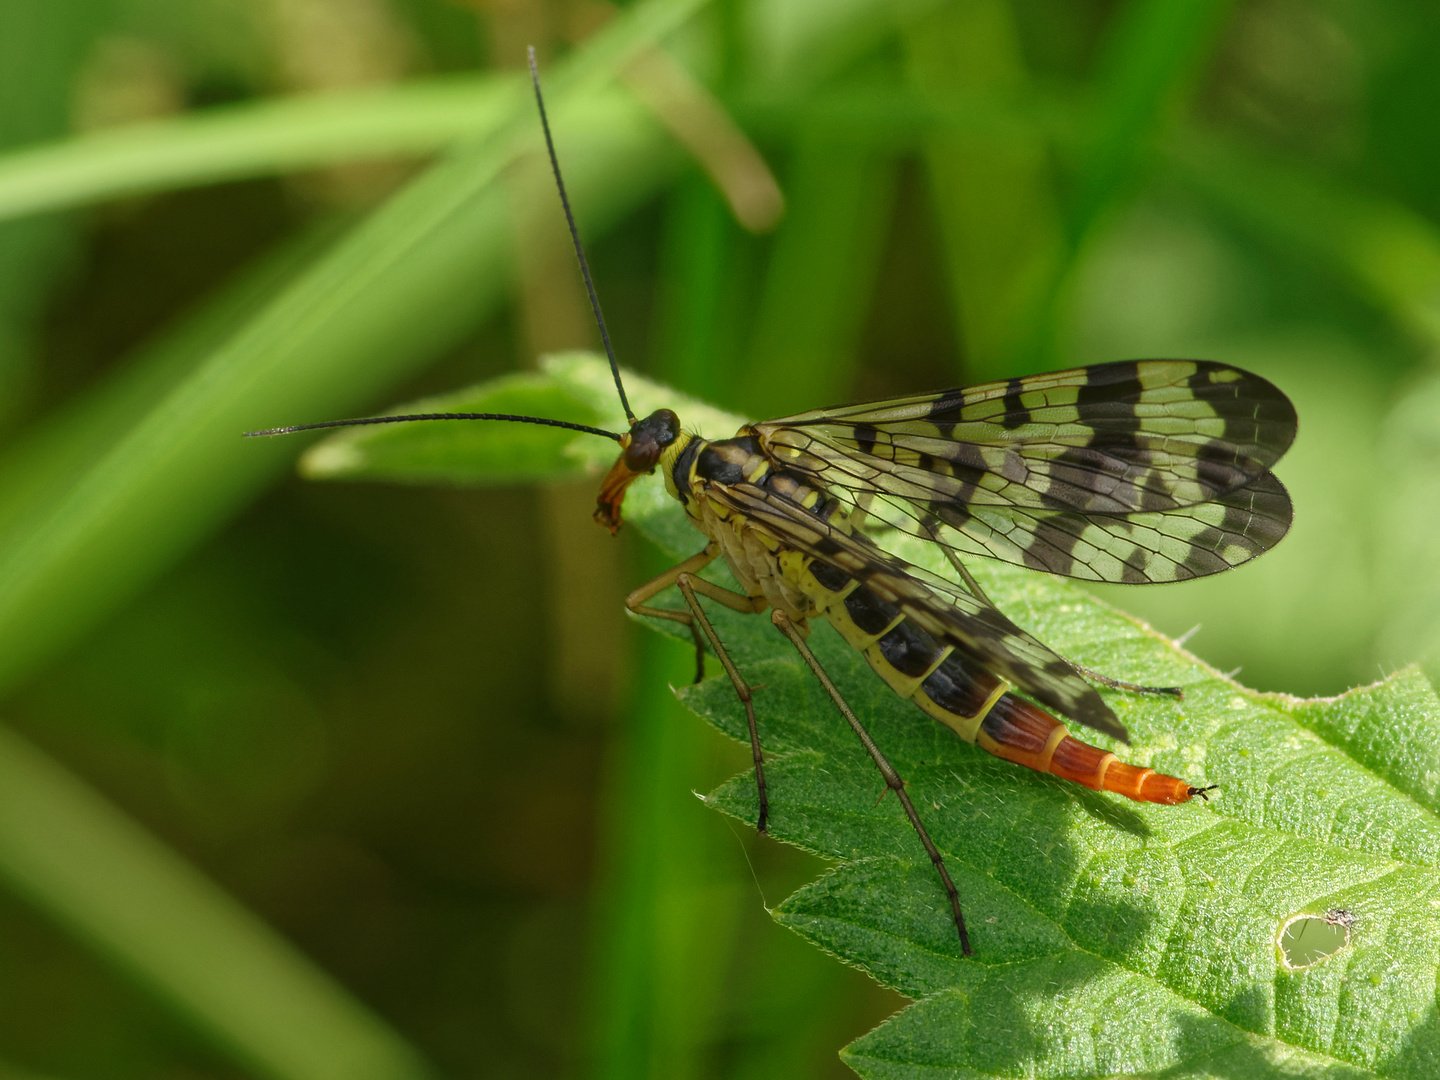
[0,0,1437,1077]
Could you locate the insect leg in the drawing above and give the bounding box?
[849,491,873,532]
[1069,661,1183,699]
[920,518,994,606]
[675,574,769,834]
[626,545,763,681]
[770,609,972,955]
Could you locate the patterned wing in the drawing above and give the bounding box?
[751,359,1296,583]
[851,469,1292,584]
[712,479,1127,740]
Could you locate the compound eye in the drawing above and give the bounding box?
[621,409,681,473]
[623,436,660,473]
[647,409,680,447]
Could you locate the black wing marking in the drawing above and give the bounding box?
[751,359,1296,583]
[852,471,1293,584]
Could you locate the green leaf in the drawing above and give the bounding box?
[306,354,1440,1077]
[301,351,749,555]
[294,370,606,487]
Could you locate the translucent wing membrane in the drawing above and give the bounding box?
[836,469,1293,584]
[714,482,1126,740]
[751,359,1297,584]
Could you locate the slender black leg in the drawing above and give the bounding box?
[927,527,994,609]
[676,574,769,834]
[686,621,706,684]
[1068,660,1183,698]
[771,609,972,955]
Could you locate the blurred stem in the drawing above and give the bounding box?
[738,138,896,413]
[585,543,742,1080]
[1070,0,1237,239]
[653,174,740,405]
[623,47,784,233]
[1035,0,1236,364]
[902,0,1063,382]
[589,104,750,1078]
[0,0,113,428]
[0,726,430,1080]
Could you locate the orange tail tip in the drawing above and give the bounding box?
[977,695,1209,805]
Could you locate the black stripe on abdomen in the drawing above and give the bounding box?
[841,579,897,636]
[801,562,1009,740]
[921,650,1006,722]
[877,618,942,678]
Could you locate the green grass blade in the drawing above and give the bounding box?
[0,726,430,1080]
[901,1,1063,381]
[1032,0,1238,367]
[0,76,516,224]
[584,566,743,1080]
[1072,0,1238,235]
[0,0,707,700]
[0,0,112,421]
[651,176,739,406]
[0,0,728,227]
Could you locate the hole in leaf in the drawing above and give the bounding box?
[1277,909,1354,968]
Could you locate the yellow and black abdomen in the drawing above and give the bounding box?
[787,552,1198,805]
[681,439,1199,805]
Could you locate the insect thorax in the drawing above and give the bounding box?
[663,430,852,622]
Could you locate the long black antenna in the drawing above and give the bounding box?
[528,46,636,426]
[245,54,638,443]
[245,412,624,440]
